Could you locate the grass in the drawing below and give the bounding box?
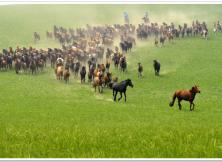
[0,4,222,158]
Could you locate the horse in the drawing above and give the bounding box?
[88,64,95,82]
[120,42,128,53]
[21,61,27,73]
[34,32,40,43]
[0,58,7,71]
[80,66,86,83]
[15,58,21,74]
[154,38,158,47]
[56,66,63,80]
[7,55,13,69]
[105,61,110,72]
[124,41,132,52]
[138,63,143,78]
[104,72,112,87]
[46,31,53,39]
[113,54,120,69]
[112,79,133,102]
[167,32,174,42]
[63,68,70,83]
[37,59,44,72]
[201,29,208,40]
[50,54,57,68]
[169,85,201,111]
[73,62,80,77]
[92,75,104,93]
[153,60,160,76]
[29,60,36,75]
[119,57,127,72]
[159,36,166,46]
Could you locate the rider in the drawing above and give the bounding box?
[123,11,129,24]
[142,11,149,23]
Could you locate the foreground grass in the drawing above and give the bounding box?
[0,5,222,158]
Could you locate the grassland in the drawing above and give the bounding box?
[0,5,222,158]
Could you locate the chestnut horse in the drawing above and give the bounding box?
[169,85,201,111]
[92,75,104,93]
[55,66,63,80]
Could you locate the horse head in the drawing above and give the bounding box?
[126,79,134,88]
[191,85,201,94]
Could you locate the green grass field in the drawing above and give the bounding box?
[0,4,222,158]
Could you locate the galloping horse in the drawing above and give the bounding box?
[15,58,21,74]
[169,85,201,111]
[104,72,112,87]
[92,73,104,93]
[63,68,70,83]
[29,60,36,75]
[159,36,166,46]
[80,66,86,83]
[56,66,63,80]
[119,56,127,72]
[112,79,133,102]
[153,60,160,76]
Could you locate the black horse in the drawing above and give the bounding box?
[73,62,80,76]
[153,60,160,76]
[120,57,127,72]
[112,79,134,102]
[80,66,86,83]
[120,41,132,53]
[120,42,127,53]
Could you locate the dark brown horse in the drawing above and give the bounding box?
[169,85,201,111]
[63,68,70,83]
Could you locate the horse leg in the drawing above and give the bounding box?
[114,91,118,101]
[98,86,101,93]
[100,86,103,93]
[178,99,182,110]
[189,101,193,111]
[189,102,192,111]
[192,103,195,111]
[118,92,122,101]
[124,92,126,102]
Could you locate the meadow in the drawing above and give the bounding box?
[0,4,222,158]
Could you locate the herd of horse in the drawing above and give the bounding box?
[1,19,210,110]
[0,47,46,74]
[137,20,209,46]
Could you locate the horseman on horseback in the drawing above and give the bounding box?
[123,11,129,24]
[142,11,149,24]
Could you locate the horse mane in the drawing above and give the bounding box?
[119,79,130,84]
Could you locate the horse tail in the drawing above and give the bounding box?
[169,93,176,107]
